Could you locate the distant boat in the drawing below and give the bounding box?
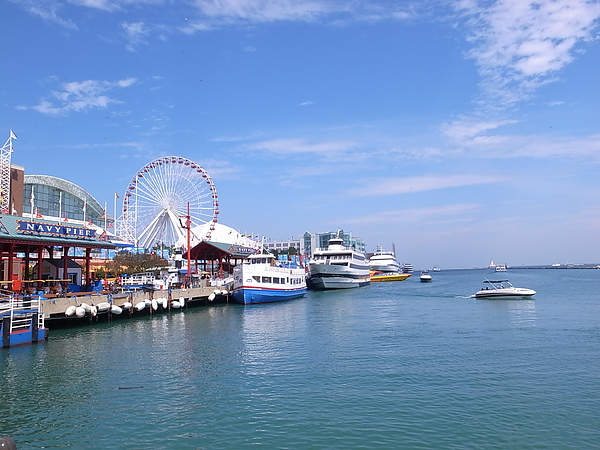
[402,263,413,274]
[432,266,441,272]
[495,264,508,272]
[231,253,307,305]
[370,271,411,282]
[419,270,432,282]
[473,279,536,299]
[308,236,370,290]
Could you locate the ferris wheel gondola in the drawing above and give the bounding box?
[117,156,219,249]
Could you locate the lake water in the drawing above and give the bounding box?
[2,268,599,449]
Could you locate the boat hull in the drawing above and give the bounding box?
[231,287,307,305]
[2,328,48,348]
[371,273,411,282]
[474,288,536,298]
[308,263,370,289]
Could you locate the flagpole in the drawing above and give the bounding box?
[59,191,62,224]
[83,198,87,227]
[30,187,35,220]
[114,192,120,233]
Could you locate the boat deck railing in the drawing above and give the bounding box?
[0,295,45,334]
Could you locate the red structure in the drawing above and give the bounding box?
[0,214,115,294]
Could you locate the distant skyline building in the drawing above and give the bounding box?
[300,230,366,257]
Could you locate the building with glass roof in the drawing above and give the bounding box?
[23,175,114,228]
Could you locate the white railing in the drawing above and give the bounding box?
[0,295,45,334]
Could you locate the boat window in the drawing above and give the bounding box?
[262,276,272,283]
[273,278,280,284]
[252,276,260,283]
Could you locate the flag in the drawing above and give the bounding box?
[10,130,17,140]
[63,216,69,222]
[36,208,43,219]
[115,193,120,199]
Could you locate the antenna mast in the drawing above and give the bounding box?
[0,130,16,214]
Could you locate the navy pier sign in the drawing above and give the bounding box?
[17,220,97,239]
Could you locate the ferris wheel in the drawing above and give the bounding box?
[118,156,219,249]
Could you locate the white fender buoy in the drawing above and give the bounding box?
[151,299,158,311]
[75,306,86,318]
[208,293,216,301]
[144,299,151,306]
[171,300,181,309]
[65,305,77,317]
[213,289,220,295]
[158,298,168,308]
[90,305,98,317]
[135,301,146,311]
[122,302,132,310]
[220,289,228,296]
[179,297,185,307]
[80,302,91,313]
[97,302,111,312]
[111,305,123,315]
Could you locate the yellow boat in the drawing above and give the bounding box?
[369,271,411,282]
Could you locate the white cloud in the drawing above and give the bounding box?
[13,0,78,29]
[457,0,600,107]
[247,138,359,156]
[342,203,483,226]
[190,0,332,23]
[345,174,507,197]
[121,21,150,50]
[27,78,138,115]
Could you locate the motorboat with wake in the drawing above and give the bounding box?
[473,279,536,298]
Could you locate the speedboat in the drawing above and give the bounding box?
[473,279,536,298]
[419,270,432,282]
[308,236,370,290]
[370,270,411,282]
[231,253,307,304]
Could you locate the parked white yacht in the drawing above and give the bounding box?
[368,246,401,273]
[308,237,370,290]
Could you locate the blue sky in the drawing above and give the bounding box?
[2,0,599,269]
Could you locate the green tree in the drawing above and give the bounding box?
[107,251,169,276]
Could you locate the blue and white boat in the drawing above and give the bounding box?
[1,293,48,348]
[231,253,307,305]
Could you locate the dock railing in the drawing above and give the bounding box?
[0,292,45,334]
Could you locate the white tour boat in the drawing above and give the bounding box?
[368,246,401,273]
[231,253,307,305]
[308,237,370,290]
[473,279,536,298]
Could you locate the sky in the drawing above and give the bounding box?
[1,0,599,269]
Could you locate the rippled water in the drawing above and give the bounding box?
[2,269,599,449]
